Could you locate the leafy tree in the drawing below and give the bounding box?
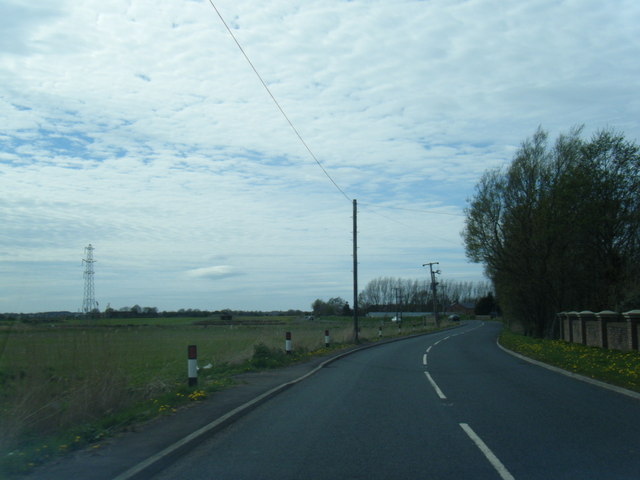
[312,297,349,316]
[464,127,640,337]
[142,306,158,317]
[474,293,498,316]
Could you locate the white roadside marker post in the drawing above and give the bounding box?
[378,326,382,338]
[324,330,330,347]
[188,345,198,387]
[285,332,292,354]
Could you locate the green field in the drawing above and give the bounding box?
[0,315,439,475]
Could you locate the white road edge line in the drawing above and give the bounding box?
[424,371,447,399]
[460,423,515,480]
[114,327,466,480]
[496,339,640,401]
[422,354,428,366]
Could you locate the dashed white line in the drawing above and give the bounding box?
[459,423,515,480]
[424,371,447,400]
[422,322,488,402]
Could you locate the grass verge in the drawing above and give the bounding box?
[1,318,444,476]
[499,328,640,393]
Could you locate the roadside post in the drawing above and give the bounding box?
[378,326,382,338]
[285,332,292,354]
[188,345,197,386]
[324,330,330,347]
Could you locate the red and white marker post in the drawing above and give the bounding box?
[324,330,330,347]
[285,331,292,354]
[188,344,198,386]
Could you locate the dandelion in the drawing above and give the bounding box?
[188,390,207,401]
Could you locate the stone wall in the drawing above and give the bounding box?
[558,310,640,351]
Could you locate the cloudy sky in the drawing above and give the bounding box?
[1,0,639,313]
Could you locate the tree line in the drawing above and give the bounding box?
[357,276,492,312]
[102,307,306,319]
[463,127,640,337]
[311,278,494,316]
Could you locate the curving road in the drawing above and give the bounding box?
[154,321,640,479]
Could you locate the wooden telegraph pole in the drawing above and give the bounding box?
[353,199,359,343]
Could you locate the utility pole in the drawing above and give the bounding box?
[423,262,440,327]
[394,287,402,324]
[352,199,359,343]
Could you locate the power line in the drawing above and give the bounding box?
[358,203,414,228]
[359,202,466,217]
[207,1,351,202]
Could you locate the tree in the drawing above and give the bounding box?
[142,306,158,317]
[312,298,348,316]
[464,127,640,337]
[474,293,498,316]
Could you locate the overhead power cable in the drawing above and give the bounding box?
[359,202,466,217]
[207,1,351,202]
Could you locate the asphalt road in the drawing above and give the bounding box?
[154,321,640,479]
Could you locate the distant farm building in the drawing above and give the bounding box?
[447,302,475,316]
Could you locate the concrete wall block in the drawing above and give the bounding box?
[578,311,596,345]
[596,311,622,349]
[607,323,629,351]
[622,310,640,351]
[567,311,580,343]
[585,321,601,347]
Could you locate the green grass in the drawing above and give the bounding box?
[499,328,640,393]
[0,315,442,476]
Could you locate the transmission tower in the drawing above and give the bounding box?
[82,244,98,313]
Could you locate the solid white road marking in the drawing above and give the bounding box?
[426,346,432,353]
[424,371,447,400]
[459,423,515,480]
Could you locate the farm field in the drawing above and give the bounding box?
[0,314,441,475]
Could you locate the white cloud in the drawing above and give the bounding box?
[186,265,240,279]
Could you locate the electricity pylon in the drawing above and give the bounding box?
[82,244,98,313]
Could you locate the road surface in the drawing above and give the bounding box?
[154,321,640,479]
